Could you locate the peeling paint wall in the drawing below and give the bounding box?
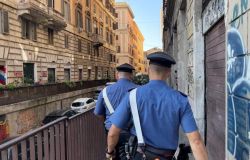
[227,0,250,159]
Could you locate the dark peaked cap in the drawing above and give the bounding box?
[116,63,135,73]
[147,51,176,68]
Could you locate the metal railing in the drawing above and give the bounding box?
[0,80,108,106]
[0,108,106,160]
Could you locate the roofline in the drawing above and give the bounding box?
[115,2,135,19]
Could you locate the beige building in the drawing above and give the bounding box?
[115,2,145,74]
[0,0,117,86]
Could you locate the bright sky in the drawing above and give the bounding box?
[116,0,163,51]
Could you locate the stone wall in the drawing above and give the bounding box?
[0,87,98,139]
[163,0,205,138]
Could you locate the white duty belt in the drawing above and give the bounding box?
[129,89,145,146]
[103,87,114,114]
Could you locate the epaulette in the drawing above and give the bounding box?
[178,91,188,97]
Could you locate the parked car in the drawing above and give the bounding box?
[42,109,78,125]
[71,98,96,113]
[93,87,103,100]
[106,82,115,86]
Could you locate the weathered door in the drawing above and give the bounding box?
[23,63,34,84]
[205,18,225,160]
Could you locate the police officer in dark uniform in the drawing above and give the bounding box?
[106,52,208,160]
[94,63,137,159]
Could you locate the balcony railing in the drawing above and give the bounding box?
[0,80,108,106]
[17,0,67,30]
[92,34,104,48]
[0,108,106,160]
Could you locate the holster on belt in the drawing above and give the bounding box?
[144,145,176,160]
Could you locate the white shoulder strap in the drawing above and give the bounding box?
[129,89,145,145]
[103,87,114,114]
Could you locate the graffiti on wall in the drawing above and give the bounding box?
[227,28,250,160]
[202,0,224,33]
[231,0,249,28]
[0,65,6,85]
[0,115,9,142]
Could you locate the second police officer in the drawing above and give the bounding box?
[94,63,138,159]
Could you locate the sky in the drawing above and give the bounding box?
[116,0,163,51]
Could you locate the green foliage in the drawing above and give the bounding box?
[64,81,76,88]
[6,83,16,90]
[133,74,149,85]
[80,81,84,86]
[0,85,4,91]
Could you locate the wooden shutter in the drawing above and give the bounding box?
[2,10,9,34]
[21,18,27,38]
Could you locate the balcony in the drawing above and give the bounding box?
[92,34,104,48]
[17,0,67,30]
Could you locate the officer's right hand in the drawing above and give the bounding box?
[106,149,116,159]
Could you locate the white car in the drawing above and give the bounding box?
[71,98,96,113]
[106,82,116,86]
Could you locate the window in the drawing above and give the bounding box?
[21,18,37,41]
[23,63,34,84]
[93,4,96,13]
[87,69,91,79]
[76,5,83,30]
[99,11,103,19]
[100,25,103,36]
[93,20,98,34]
[86,0,91,7]
[86,99,94,104]
[95,66,98,80]
[94,48,99,57]
[110,32,113,44]
[48,0,54,8]
[65,34,69,48]
[87,43,91,54]
[117,46,120,53]
[48,28,54,44]
[86,16,91,32]
[0,10,9,34]
[106,16,108,24]
[106,30,109,43]
[79,69,83,80]
[78,39,82,52]
[48,68,56,83]
[116,35,118,40]
[64,69,70,81]
[64,0,71,22]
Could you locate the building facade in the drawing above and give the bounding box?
[0,0,117,86]
[115,2,145,74]
[163,0,250,159]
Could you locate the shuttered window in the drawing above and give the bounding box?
[86,16,91,33]
[78,39,82,52]
[76,5,83,30]
[65,34,69,48]
[0,10,9,34]
[48,28,54,44]
[21,18,37,41]
[64,0,70,22]
[48,0,54,8]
